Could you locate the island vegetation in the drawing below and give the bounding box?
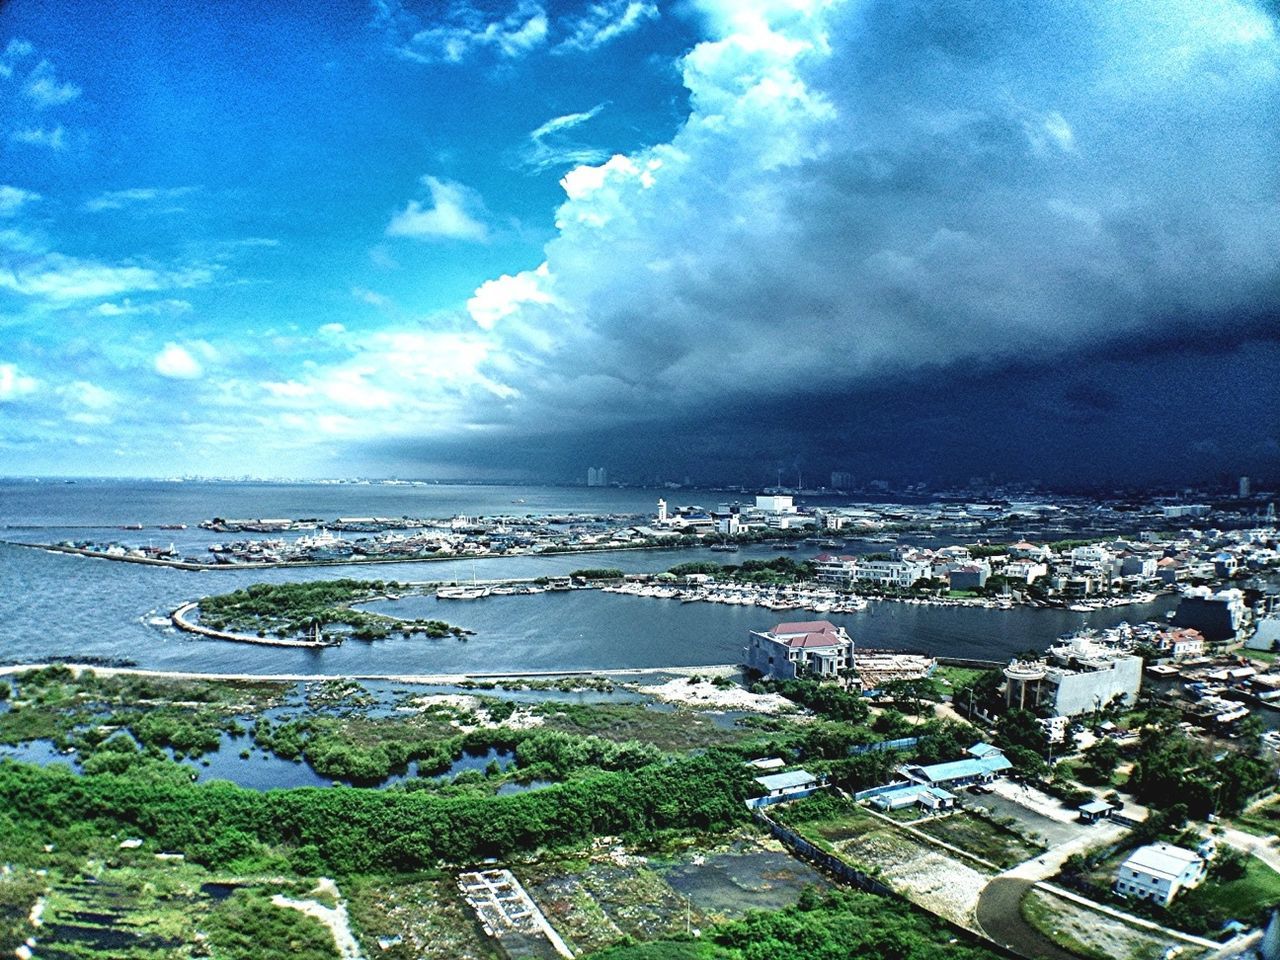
[197,579,467,642]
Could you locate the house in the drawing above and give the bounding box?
[753,769,823,800]
[949,563,989,591]
[1114,842,1207,906]
[746,620,854,681]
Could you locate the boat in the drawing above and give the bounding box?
[709,544,739,552]
[437,586,490,600]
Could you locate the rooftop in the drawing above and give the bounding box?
[1121,842,1202,881]
[754,769,820,792]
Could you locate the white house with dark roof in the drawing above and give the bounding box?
[1114,842,1207,906]
[746,620,854,681]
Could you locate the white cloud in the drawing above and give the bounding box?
[0,185,39,217]
[521,104,610,172]
[558,0,658,52]
[375,0,548,64]
[467,262,556,329]
[351,287,394,310]
[154,343,206,380]
[0,253,212,302]
[95,298,194,317]
[386,176,489,241]
[23,60,80,109]
[0,362,39,401]
[84,187,199,213]
[11,126,66,151]
[0,38,34,79]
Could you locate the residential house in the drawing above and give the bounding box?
[1114,842,1208,906]
[746,620,854,681]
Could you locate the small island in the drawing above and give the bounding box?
[184,579,470,647]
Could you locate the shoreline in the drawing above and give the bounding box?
[0,538,717,572]
[0,662,745,685]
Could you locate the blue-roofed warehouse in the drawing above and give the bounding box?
[900,746,1011,788]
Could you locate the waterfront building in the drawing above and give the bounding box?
[1002,636,1143,717]
[1004,560,1048,583]
[746,620,854,681]
[813,553,859,585]
[1173,587,1248,642]
[1115,842,1208,906]
[948,563,989,591]
[755,494,796,513]
[854,557,931,588]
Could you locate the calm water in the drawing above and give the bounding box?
[0,480,1173,675]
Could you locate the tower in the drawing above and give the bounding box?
[657,499,668,524]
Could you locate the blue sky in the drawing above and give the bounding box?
[2,0,1279,484]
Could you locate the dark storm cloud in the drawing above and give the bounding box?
[377,0,1280,483]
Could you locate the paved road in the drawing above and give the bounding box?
[976,878,1081,960]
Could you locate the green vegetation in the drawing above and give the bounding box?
[201,888,339,960]
[668,557,815,585]
[1126,721,1273,817]
[910,810,1046,869]
[585,889,1001,960]
[1175,856,1280,931]
[571,568,627,580]
[199,579,465,642]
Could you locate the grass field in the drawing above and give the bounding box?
[911,810,1046,869]
[1180,858,1280,928]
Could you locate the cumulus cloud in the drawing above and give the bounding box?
[0,38,34,79]
[374,0,548,64]
[154,342,213,380]
[0,362,40,401]
[558,0,658,52]
[386,176,490,241]
[414,0,1280,455]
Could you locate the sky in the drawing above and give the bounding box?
[1,0,1278,486]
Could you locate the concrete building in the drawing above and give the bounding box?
[1002,636,1143,717]
[746,620,854,681]
[948,563,989,591]
[855,557,931,588]
[1004,560,1048,583]
[813,553,859,585]
[1173,587,1249,642]
[1248,615,1280,653]
[755,494,796,513]
[1115,842,1207,906]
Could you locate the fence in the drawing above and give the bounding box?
[849,736,918,756]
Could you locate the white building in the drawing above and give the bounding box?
[1004,560,1049,584]
[813,553,859,585]
[1115,842,1207,906]
[755,494,796,514]
[855,558,931,588]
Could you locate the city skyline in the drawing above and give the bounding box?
[1,0,1278,484]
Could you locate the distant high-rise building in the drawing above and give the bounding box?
[1239,475,1251,498]
[657,499,668,524]
[831,471,855,489]
[586,467,608,487]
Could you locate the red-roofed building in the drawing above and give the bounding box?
[747,620,854,680]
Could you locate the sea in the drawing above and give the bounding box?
[0,478,1178,676]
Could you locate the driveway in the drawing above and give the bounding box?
[975,878,1081,960]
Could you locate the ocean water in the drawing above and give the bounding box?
[0,480,1173,675]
